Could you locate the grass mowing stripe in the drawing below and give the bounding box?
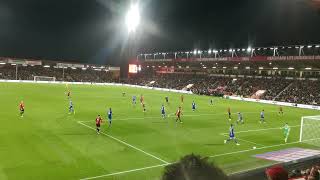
[79,164,167,180]
[77,121,170,164]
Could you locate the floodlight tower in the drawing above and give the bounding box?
[126,3,140,34]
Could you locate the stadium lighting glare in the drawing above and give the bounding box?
[257,48,261,51]
[247,47,252,52]
[229,49,232,52]
[11,64,16,66]
[224,49,227,52]
[223,66,227,69]
[288,47,292,49]
[288,67,294,70]
[193,50,197,55]
[269,62,272,65]
[125,3,140,33]
[237,49,240,51]
[242,48,245,52]
[212,66,216,69]
[71,67,77,70]
[273,67,278,70]
[307,45,312,48]
[208,49,212,54]
[43,65,50,68]
[295,46,299,49]
[259,67,264,69]
[245,66,250,69]
[305,67,312,70]
[198,50,201,54]
[316,45,320,48]
[234,66,238,69]
[203,66,207,69]
[81,67,87,70]
[0,62,6,65]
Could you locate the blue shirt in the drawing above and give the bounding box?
[229,127,235,138]
[161,106,165,114]
[192,102,196,109]
[108,110,112,119]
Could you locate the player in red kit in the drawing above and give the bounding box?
[96,115,103,134]
[140,94,144,104]
[278,106,283,115]
[227,107,231,121]
[180,95,184,104]
[19,101,25,117]
[176,106,183,123]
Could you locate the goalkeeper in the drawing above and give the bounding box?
[281,123,290,143]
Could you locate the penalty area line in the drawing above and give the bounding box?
[77,121,169,164]
[79,138,320,180]
[79,163,168,180]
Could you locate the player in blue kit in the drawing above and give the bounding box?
[224,124,240,145]
[192,101,196,112]
[132,95,137,105]
[260,109,265,123]
[161,104,166,118]
[107,108,112,127]
[69,100,74,114]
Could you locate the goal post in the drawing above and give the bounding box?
[299,115,320,146]
[34,76,56,82]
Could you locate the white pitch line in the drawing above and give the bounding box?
[77,121,169,164]
[79,163,168,180]
[220,134,265,147]
[209,137,320,159]
[79,137,320,180]
[220,124,301,135]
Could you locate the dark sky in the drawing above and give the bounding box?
[0,0,319,65]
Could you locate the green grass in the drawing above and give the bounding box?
[0,82,319,180]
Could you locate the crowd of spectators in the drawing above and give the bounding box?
[1,64,319,105]
[0,65,118,83]
[128,73,319,105]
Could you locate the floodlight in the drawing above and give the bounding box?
[125,3,140,33]
[193,50,197,55]
[247,47,252,52]
[208,49,212,54]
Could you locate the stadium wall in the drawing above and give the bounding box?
[1,79,319,110]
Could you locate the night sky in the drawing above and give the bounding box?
[0,0,319,65]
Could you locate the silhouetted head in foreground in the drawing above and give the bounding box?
[162,154,228,180]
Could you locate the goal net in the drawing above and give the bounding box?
[34,76,56,82]
[299,115,320,146]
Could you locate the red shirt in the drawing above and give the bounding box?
[19,103,24,110]
[96,117,102,125]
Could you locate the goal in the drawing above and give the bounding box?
[33,76,56,82]
[299,115,320,146]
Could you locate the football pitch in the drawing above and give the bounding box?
[0,82,319,180]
